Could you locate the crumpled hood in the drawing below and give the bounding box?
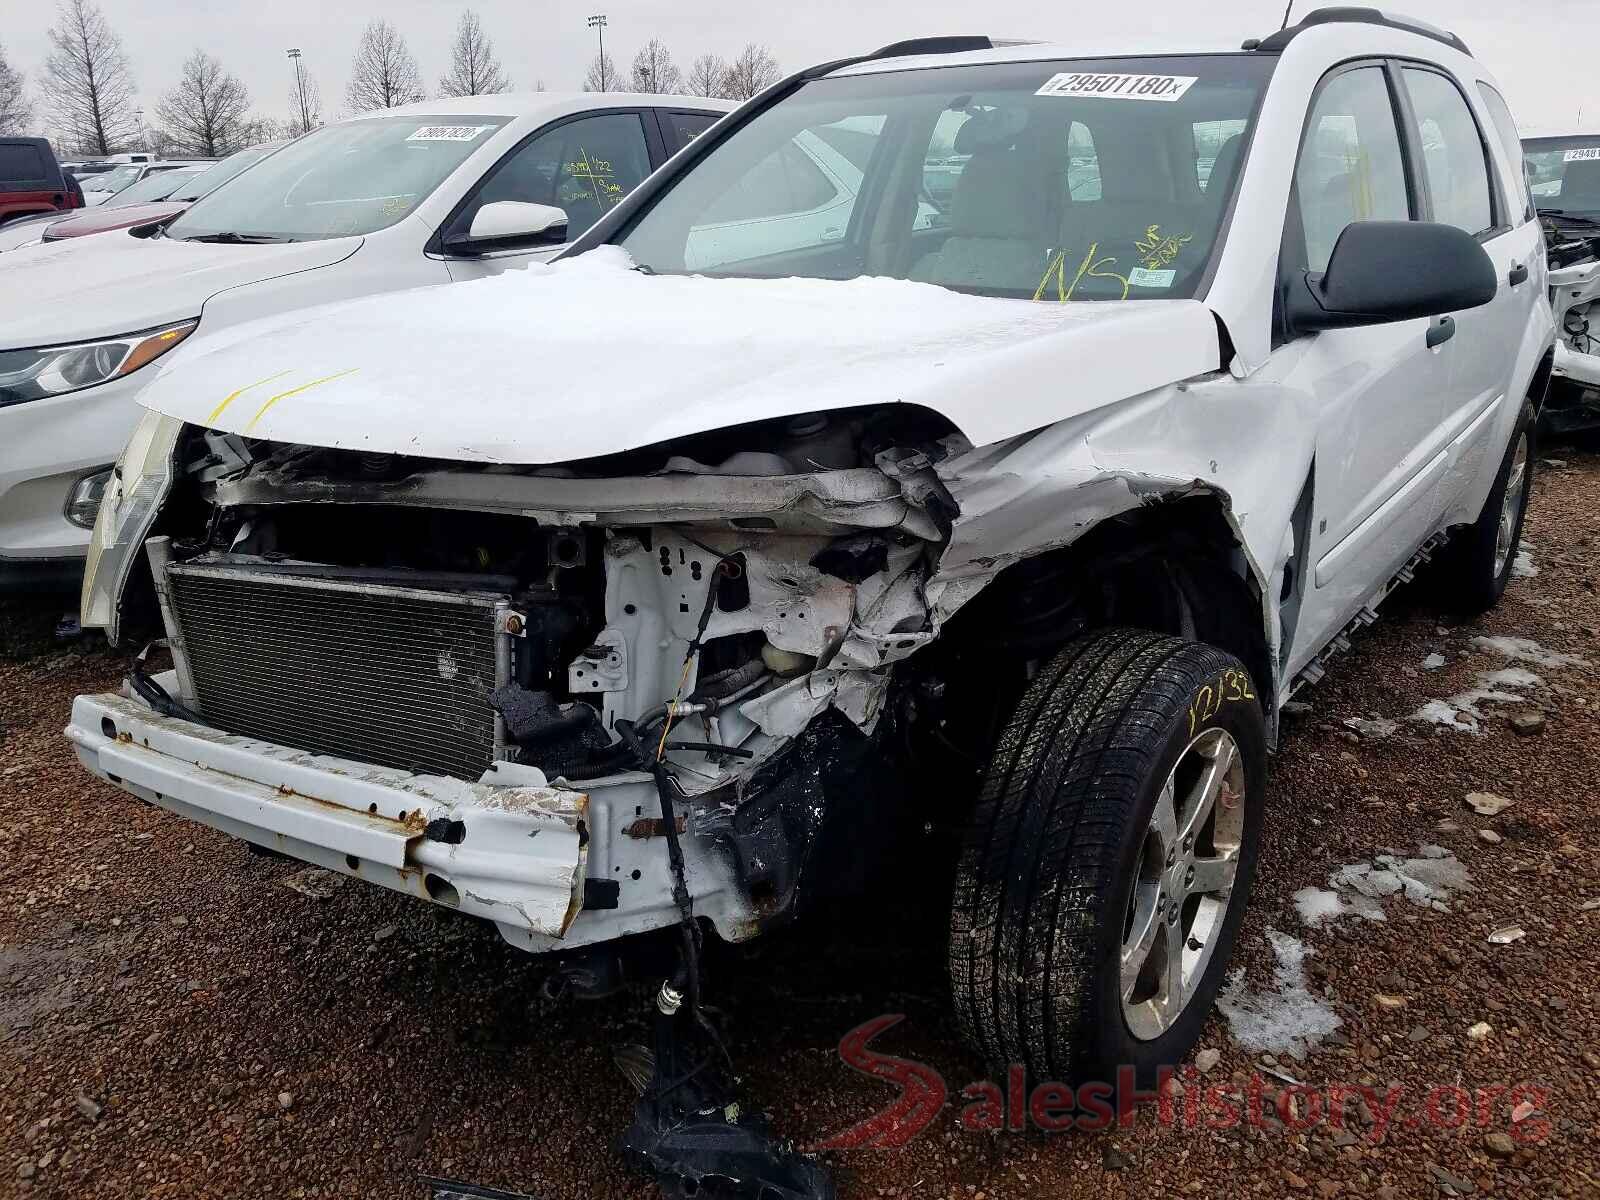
[139,246,1221,461]
[0,231,360,347]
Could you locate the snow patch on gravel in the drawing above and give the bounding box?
[1513,540,1538,579]
[1218,930,1342,1060]
[1422,653,1447,670]
[1411,635,1587,732]
[1296,846,1472,928]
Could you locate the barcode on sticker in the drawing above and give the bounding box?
[1036,73,1198,103]
[1563,147,1600,162]
[1129,267,1176,288]
[407,125,493,142]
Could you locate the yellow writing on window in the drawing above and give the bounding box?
[1034,242,1131,303]
[1134,224,1192,270]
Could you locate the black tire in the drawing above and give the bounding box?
[1438,404,1536,614]
[949,627,1267,1084]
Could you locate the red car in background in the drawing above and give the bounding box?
[0,138,81,225]
[40,143,285,242]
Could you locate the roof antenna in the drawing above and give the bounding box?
[1280,0,1295,29]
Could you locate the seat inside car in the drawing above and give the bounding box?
[910,109,1051,293]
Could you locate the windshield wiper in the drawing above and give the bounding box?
[181,232,297,244]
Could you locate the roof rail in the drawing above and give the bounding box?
[1253,7,1470,56]
[869,36,994,60]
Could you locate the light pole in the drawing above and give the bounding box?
[287,48,311,135]
[587,14,608,90]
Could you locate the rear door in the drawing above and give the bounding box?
[1394,65,1536,516]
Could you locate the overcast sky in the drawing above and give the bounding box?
[6,0,1598,134]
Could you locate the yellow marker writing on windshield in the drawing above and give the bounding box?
[1034,243,1130,303]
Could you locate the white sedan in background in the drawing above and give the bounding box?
[0,91,733,591]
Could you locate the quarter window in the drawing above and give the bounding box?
[1402,68,1494,236]
[1294,67,1412,273]
[1475,81,1531,223]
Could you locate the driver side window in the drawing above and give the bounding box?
[1293,67,1412,273]
[458,112,651,245]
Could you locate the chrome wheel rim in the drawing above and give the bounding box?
[1493,433,1529,579]
[1121,726,1247,1042]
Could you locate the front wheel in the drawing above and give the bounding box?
[949,628,1267,1084]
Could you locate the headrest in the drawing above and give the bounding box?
[953,107,1030,155]
[949,146,1047,239]
[1208,134,1245,200]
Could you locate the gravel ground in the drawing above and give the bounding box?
[2,450,1598,1200]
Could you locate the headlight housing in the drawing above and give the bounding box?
[80,410,184,640]
[0,319,197,408]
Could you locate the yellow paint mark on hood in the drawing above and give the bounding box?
[242,369,360,434]
[206,370,293,425]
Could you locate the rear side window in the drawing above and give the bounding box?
[662,111,721,153]
[1293,66,1412,273]
[0,144,50,187]
[1476,82,1532,223]
[1401,68,1494,236]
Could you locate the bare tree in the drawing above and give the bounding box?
[0,42,32,134]
[629,39,681,94]
[155,50,253,157]
[721,43,780,101]
[43,0,139,155]
[439,10,508,97]
[582,51,618,93]
[685,54,728,99]
[345,20,425,112]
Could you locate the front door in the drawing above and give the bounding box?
[444,111,658,282]
[1278,62,1455,678]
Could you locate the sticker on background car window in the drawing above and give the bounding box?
[1035,73,1198,103]
[406,125,494,142]
[1562,147,1600,162]
[1128,267,1176,288]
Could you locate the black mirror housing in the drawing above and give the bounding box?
[1287,219,1498,332]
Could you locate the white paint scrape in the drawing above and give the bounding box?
[1218,929,1342,1060]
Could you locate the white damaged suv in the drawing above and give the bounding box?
[71,10,1552,1086]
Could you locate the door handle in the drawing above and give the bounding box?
[1508,262,1529,287]
[1426,315,1456,349]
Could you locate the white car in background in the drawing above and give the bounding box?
[80,160,214,206]
[0,91,733,590]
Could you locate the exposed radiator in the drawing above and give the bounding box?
[163,561,512,781]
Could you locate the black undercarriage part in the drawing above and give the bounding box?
[618,978,835,1200]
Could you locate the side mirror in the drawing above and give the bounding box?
[1286,220,1497,332]
[444,201,569,256]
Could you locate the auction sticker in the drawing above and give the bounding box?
[1036,72,1198,102]
[1129,267,1177,288]
[1563,147,1600,162]
[407,125,494,142]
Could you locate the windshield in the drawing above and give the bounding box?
[1523,135,1600,218]
[86,165,141,193]
[165,116,509,243]
[618,55,1273,301]
[109,168,202,205]
[168,143,280,204]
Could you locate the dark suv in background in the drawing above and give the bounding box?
[0,137,81,226]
